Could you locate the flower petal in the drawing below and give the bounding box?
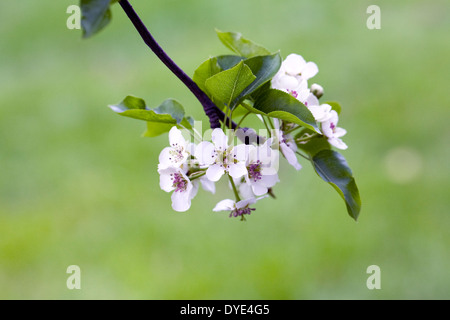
[251,183,268,196]
[329,137,348,150]
[301,61,319,80]
[194,141,216,166]
[169,126,186,148]
[281,143,302,170]
[228,162,247,179]
[283,54,306,76]
[200,177,216,194]
[206,164,225,182]
[171,189,192,212]
[213,199,235,212]
[211,128,228,151]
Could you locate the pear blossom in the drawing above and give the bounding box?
[158,126,194,170]
[271,53,319,96]
[158,167,198,212]
[195,128,247,182]
[213,196,267,218]
[244,139,279,196]
[321,110,348,150]
[272,118,302,171]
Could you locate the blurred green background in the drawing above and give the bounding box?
[1,0,449,299]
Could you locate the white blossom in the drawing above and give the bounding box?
[321,110,348,150]
[158,167,197,212]
[272,118,302,171]
[194,128,247,182]
[213,196,267,218]
[158,126,193,170]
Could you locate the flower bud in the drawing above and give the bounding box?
[311,83,324,99]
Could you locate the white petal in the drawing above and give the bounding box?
[158,147,173,169]
[232,144,251,162]
[159,171,175,192]
[329,137,348,150]
[200,177,216,194]
[334,127,347,138]
[301,62,319,80]
[211,128,228,151]
[305,93,319,107]
[206,164,225,182]
[281,143,302,171]
[239,182,255,199]
[228,162,247,179]
[251,183,268,196]
[259,174,279,188]
[194,141,216,166]
[236,197,257,209]
[321,120,334,138]
[213,199,235,212]
[278,75,299,90]
[283,54,306,75]
[169,126,186,148]
[171,190,192,212]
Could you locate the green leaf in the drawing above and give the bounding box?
[80,0,116,38]
[312,150,361,221]
[324,101,342,115]
[233,53,282,107]
[216,55,246,71]
[296,130,331,157]
[193,57,221,94]
[216,30,271,58]
[205,61,256,106]
[252,89,320,133]
[109,96,190,137]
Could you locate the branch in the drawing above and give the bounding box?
[119,0,236,129]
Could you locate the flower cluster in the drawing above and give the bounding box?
[158,126,278,218]
[271,53,348,150]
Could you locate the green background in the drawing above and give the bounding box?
[1,0,449,299]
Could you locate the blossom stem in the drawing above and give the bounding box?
[295,150,311,161]
[227,174,241,202]
[119,0,237,129]
[261,116,272,138]
[236,111,252,129]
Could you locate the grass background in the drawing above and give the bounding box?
[0,0,449,299]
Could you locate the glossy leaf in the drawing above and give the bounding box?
[80,0,116,38]
[109,96,190,137]
[252,89,320,133]
[312,150,361,221]
[232,53,282,107]
[216,30,271,58]
[216,55,246,71]
[193,57,221,94]
[296,129,331,157]
[205,61,256,105]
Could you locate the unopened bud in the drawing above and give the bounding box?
[311,83,324,99]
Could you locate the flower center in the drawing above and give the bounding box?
[168,145,185,164]
[288,90,298,99]
[230,206,256,218]
[172,173,187,192]
[248,161,262,182]
[330,122,336,132]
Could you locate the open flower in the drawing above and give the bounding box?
[244,139,279,196]
[213,196,267,218]
[158,167,197,212]
[272,119,302,171]
[321,110,348,150]
[195,128,247,182]
[158,126,193,170]
[271,53,319,95]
